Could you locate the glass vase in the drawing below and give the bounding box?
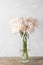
[20,32,30,63]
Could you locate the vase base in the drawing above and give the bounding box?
[20,59,29,63]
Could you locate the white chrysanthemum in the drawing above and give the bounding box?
[9,17,39,34]
[9,18,22,33]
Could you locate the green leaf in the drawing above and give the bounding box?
[27,33,29,38]
[25,32,29,38]
[19,30,24,37]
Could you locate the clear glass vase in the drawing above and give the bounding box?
[20,32,30,63]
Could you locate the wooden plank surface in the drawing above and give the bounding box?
[0,57,43,65]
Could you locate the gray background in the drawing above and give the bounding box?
[0,0,43,57]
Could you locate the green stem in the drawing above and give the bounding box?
[22,32,28,60]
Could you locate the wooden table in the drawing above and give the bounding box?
[0,57,43,65]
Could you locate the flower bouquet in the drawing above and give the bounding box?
[9,17,39,63]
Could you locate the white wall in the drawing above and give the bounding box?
[0,0,43,57]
